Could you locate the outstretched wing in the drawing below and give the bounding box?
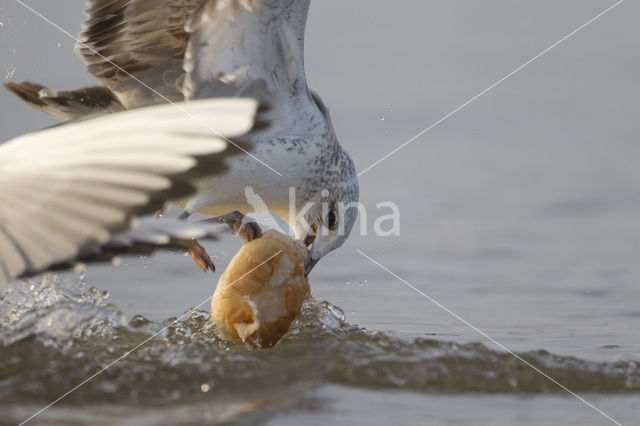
[0,97,261,283]
[8,1,313,121]
[77,0,311,105]
[77,0,203,108]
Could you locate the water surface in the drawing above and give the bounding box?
[1,1,639,424]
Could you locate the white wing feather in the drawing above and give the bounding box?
[0,98,259,283]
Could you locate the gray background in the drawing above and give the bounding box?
[1,1,639,424]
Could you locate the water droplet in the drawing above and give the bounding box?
[321,301,346,322]
[4,64,16,80]
[379,116,385,121]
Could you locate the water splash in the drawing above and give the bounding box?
[0,276,639,421]
[0,274,125,348]
[3,48,17,81]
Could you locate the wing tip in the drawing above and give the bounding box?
[4,81,49,107]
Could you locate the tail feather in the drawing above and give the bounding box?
[4,81,125,121]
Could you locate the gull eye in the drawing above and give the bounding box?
[328,210,337,230]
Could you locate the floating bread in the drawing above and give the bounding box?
[211,230,310,348]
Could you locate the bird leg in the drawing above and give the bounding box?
[176,210,263,272]
[205,211,263,245]
[175,209,216,272]
[177,238,215,273]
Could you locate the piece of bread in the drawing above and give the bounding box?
[211,230,310,348]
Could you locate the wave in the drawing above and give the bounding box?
[0,275,639,409]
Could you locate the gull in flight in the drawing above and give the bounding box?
[4,0,359,277]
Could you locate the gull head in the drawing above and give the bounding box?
[297,154,360,277]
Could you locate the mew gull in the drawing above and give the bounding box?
[6,0,360,276]
[0,98,264,284]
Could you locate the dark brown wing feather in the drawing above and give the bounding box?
[77,0,203,108]
[4,81,125,121]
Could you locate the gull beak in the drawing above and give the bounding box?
[304,255,318,277]
[303,224,318,277]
